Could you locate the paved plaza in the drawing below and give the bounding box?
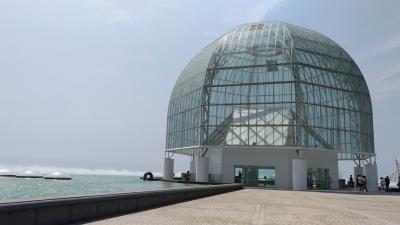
[82,189,400,225]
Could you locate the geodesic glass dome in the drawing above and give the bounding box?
[166,21,374,160]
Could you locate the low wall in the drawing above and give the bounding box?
[0,183,242,225]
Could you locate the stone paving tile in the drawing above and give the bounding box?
[82,189,400,225]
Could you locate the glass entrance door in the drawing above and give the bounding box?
[307,168,330,189]
[234,166,275,187]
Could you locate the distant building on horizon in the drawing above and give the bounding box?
[163,21,376,191]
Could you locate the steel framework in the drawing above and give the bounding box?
[166,22,374,161]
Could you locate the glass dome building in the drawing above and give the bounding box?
[163,21,376,190]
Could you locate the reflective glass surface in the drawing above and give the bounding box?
[166,22,374,160]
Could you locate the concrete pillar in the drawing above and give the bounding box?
[189,161,196,181]
[354,166,363,177]
[196,157,209,182]
[292,159,307,191]
[330,173,339,190]
[190,161,196,174]
[364,164,378,192]
[163,158,174,180]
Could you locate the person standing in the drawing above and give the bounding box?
[397,176,400,190]
[362,176,368,192]
[356,175,362,191]
[307,172,312,189]
[348,175,354,188]
[186,171,190,181]
[379,177,385,192]
[359,176,364,192]
[385,176,391,192]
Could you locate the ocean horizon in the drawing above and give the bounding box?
[0,165,164,177]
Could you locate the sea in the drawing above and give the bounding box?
[0,174,198,202]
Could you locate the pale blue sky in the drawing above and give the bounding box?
[0,0,399,177]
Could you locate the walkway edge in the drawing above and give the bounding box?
[0,184,242,225]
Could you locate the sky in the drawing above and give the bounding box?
[0,0,399,177]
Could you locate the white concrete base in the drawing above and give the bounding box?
[207,147,338,189]
[196,157,209,182]
[292,159,307,191]
[364,164,378,192]
[163,158,174,180]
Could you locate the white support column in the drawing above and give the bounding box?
[364,164,378,192]
[163,158,174,180]
[189,160,196,181]
[196,157,209,182]
[190,161,196,173]
[292,159,307,191]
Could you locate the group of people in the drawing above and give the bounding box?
[347,175,368,192]
[348,175,400,192]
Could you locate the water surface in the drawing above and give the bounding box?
[0,175,198,202]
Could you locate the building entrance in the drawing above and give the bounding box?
[234,166,275,187]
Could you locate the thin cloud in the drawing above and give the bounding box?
[83,0,132,24]
[202,0,287,39]
[222,0,287,24]
[377,65,400,82]
[356,35,400,63]
[82,0,185,24]
[83,0,287,25]
[107,7,131,23]
[366,64,400,102]
[352,34,400,102]
[370,80,400,102]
